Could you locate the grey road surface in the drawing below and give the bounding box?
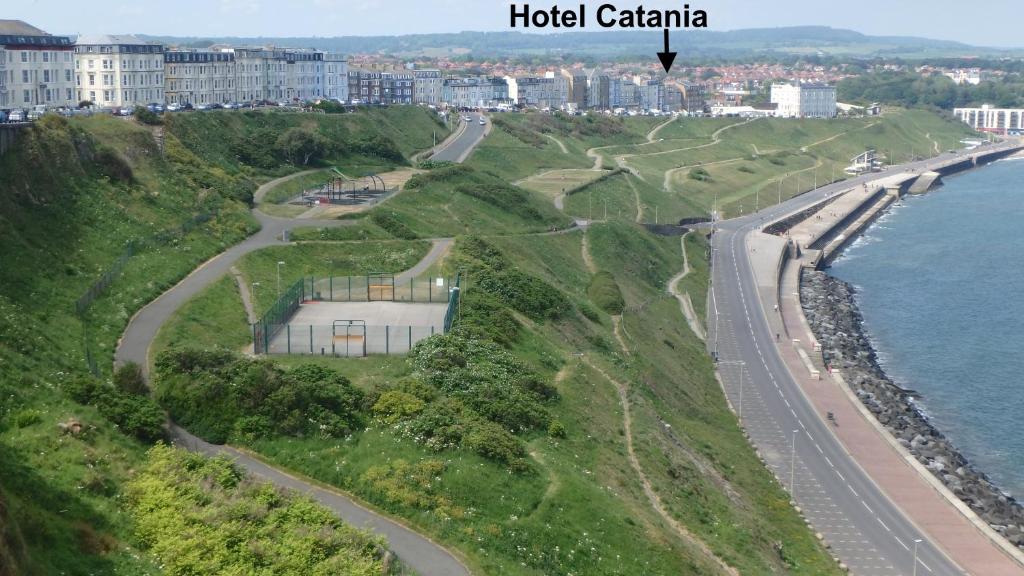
[431,113,488,163]
[709,144,1022,575]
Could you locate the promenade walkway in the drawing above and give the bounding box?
[745,170,1024,574]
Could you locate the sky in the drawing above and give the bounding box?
[8,0,1023,48]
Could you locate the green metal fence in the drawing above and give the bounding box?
[252,278,305,354]
[444,272,461,333]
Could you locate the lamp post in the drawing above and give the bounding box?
[912,539,922,576]
[251,282,261,315]
[277,261,286,297]
[790,429,799,497]
[778,176,783,204]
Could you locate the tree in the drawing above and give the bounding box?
[275,127,328,166]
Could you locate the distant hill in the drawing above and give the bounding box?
[140,26,1018,60]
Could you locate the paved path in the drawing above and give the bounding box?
[667,232,706,341]
[115,201,470,576]
[709,142,1024,575]
[431,113,489,163]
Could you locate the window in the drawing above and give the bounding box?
[23,89,30,103]
[21,52,27,62]
[65,70,71,82]
[43,70,50,83]
[89,90,95,101]
[88,59,94,69]
[88,74,95,86]
[66,88,72,101]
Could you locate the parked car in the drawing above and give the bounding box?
[27,109,43,121]
[0,110,7,123]
[8,109,26,122]
[479,118,486,126]
[196,104,210,111]
[117,107,133,116]
[166,103,182,112]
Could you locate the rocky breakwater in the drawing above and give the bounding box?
[801,269,1024,548]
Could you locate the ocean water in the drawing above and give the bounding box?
[829,159,1024,497]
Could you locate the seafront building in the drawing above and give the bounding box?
[0,20,75,109]
[442,76,509,109]
[771,82,836,118]
[323,52,348,102]
[164,49,235,106]
[347,69,414,105]
[954,105,1024,135]
[74,34,164,108]
[412,69,443,105]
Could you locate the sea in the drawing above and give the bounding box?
[829,157,1024,497]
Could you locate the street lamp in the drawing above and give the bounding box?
[251,282,261,314]
[276,261,286,296]
[790,429,799,497]
[912,539,922,576]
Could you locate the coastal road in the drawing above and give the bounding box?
[115,183,470,576]
[709,145,1023,575]
[430,112,488,163]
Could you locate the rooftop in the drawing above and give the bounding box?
[0,20,49,36]
[74,34,152,46]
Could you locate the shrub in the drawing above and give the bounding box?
[688,167,712,182]
[133,105,162,126]
[548,420,567,438]
[113,362,147,396]
[737,165,756,174]
[464,419,525,464]
[11,409,42,429]
[373,391,426,425]
[587,270,625,315]
[369,211,418,239]
[276,126,328,166]
[127,444,385,575]
[154,349,365,444]
[578,300,602,323]
[96,394,164,441]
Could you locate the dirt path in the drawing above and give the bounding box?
[667,232,706,341]
[625,175,644,222]
[544,133,569,154]
[646,115,678,142]
[581,231,597,274]
[582,358,737,576]
[585,146,605,170]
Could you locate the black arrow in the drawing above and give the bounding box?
[657,28,677,73]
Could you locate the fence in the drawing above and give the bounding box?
[304,274,457,303]
[252,272,462,357]
[264,323,442,356]
[444,272,461,333]
[252,278,305,355]
[75,209,219,375]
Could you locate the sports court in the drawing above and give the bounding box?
[252,273,460,357]
[267,301,447,356]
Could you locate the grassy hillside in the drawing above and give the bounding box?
[0,108,439,575]
[156,221,842,574]
[491,108,977,223]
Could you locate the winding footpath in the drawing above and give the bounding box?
[116,169,478,574]
[667,231,706,341]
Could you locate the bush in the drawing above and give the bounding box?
[548,420,567,438]
[455,236,570,321]
[96,394,164,441]
[737,165,756,174]
[127,444,386,575]
[688,167,712,182]
[113,362,147,396]
[464,419,526,464]
[369,211,418,239]
[133,106,162,126]
[11,409,42,429]
[587,270,625,314]
[154,349,365,444]
[373,391,426,425]
[577,300,602,323]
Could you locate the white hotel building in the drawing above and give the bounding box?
[164,49,235,106]
[74,34,164,108]
[771,82,836,118]
[0,20,76,109]
[954,105,1024,135]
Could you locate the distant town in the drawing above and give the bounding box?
[0,18,1021,135]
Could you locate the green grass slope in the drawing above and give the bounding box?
[0,108,439,575]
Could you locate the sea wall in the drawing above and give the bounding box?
[801,269,1024,547]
